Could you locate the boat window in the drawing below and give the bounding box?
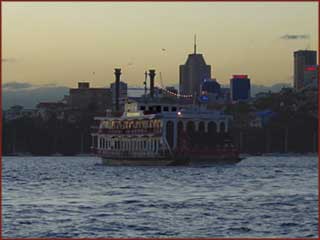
[156,106,162,112]
[163,106,169,112]
[140,106,146,110]
[171,107,177,112]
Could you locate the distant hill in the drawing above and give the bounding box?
[170,83,292,96]
[3,85,69,110]
[2,82,292,110]
[250,83,292,96]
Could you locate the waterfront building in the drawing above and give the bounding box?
[4,105,37,121]
[201,78,221,95]
[230,75,251,102]
[179,37,211,97]
[294,50,317,90]
[303,65,318,89]
[69,82,112,112]
[249,110,275,128]
[219,88,231,103]
[199,79,221,104]
[36,102,67,120]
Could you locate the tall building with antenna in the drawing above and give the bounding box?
[179,35,211,97]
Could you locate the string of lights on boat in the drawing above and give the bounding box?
[154,71,193,98]
[155,84,193,98]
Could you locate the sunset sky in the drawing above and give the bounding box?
[2,2,318,88]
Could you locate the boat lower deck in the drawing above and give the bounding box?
[101,154,242,166]
[101,157,175,166]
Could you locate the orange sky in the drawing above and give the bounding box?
[2,2,318,88]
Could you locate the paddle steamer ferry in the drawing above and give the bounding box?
[91,100,240,166]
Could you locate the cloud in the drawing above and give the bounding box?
[280,34,310,40]
[3,82,33,90]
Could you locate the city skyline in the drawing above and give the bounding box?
[3,2,318,88]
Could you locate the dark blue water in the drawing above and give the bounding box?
[3,156,318,238]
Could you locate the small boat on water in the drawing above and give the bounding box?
[91,100,241,166]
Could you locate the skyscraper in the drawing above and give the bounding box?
[230,75,251,102]
[179,36,211,97]
[294,50,317,89]
[303,65,318,88]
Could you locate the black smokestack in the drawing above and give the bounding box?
[114,68,121,111]
[149,69,156,98]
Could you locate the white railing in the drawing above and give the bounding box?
[99,149,170,158]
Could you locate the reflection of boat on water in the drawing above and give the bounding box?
[91,100,241,166]
[6,152,33,157]
[52,152,63,157]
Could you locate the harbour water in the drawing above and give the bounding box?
[3,156,318,238]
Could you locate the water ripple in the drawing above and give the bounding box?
[3,156,318,238]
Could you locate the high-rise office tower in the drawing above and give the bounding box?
[230,75,251,101]
[294,50,317,89]
[303,65,318,88]
[179,36,211,97]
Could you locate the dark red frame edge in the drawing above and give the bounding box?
[0,0,319,240]
[318,1,320,239]
[1,0,3,239]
